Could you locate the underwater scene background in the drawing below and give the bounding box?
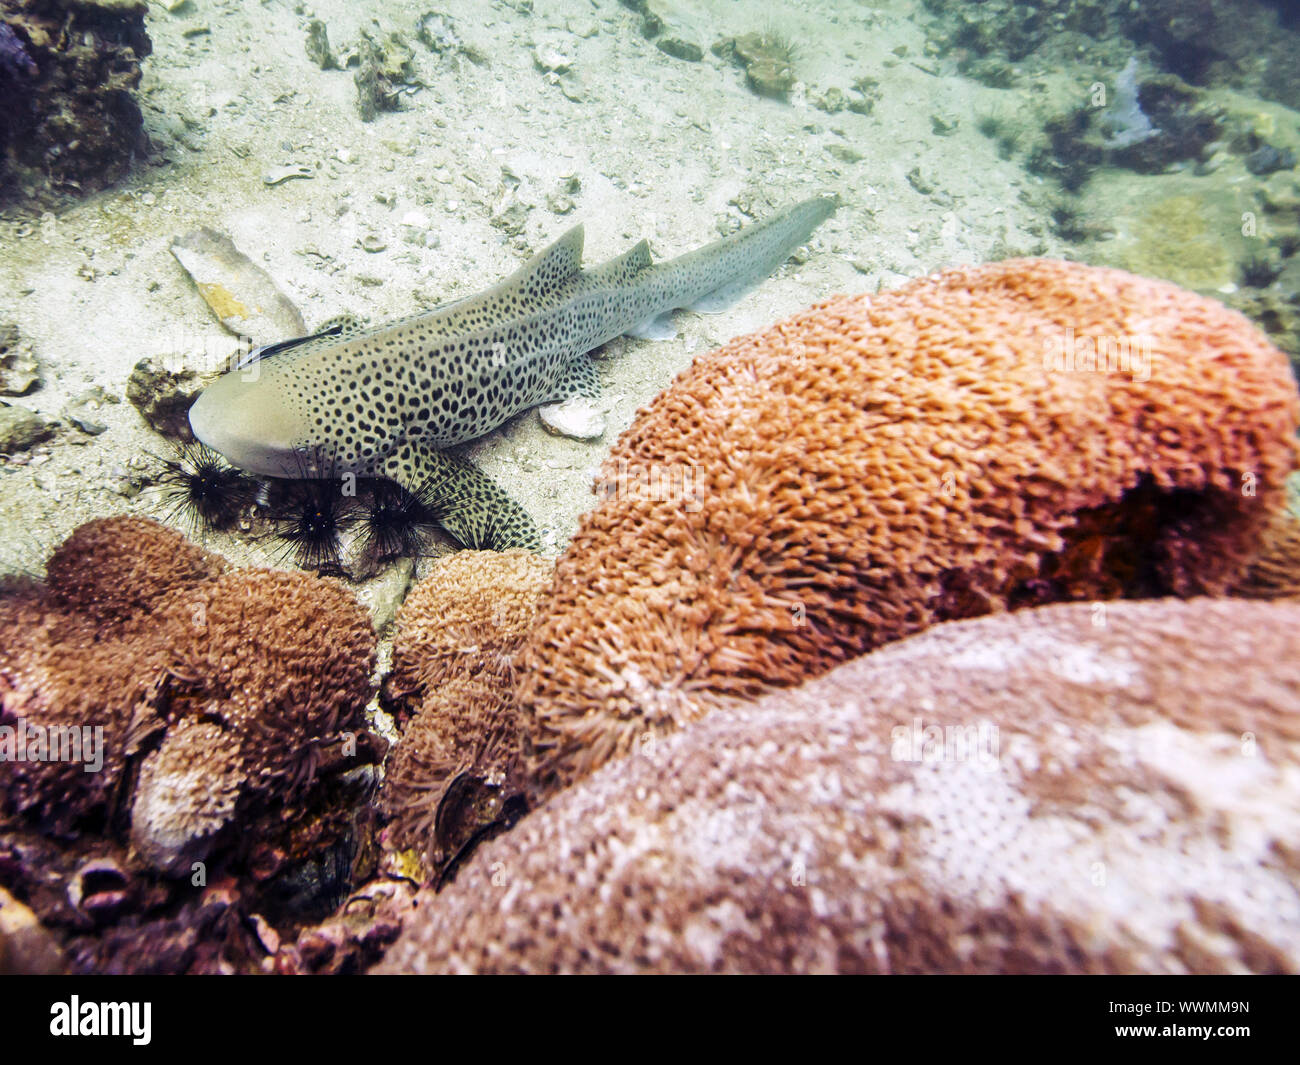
[1,0,1299,975]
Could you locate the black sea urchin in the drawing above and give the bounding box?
[155,443,255,532]
[274,478,360,573]
[1240,254,1282,289]
[357,478,437,563]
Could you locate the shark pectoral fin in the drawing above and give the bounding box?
[549,353,601,401]
[379,440,542,551]
[625,311,678,341]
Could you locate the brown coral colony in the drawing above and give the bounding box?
[518,259,1300,793]
[2,517,378,873]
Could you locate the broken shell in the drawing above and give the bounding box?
[263,165,314,186]
[538,395,606,440]
[170,227,306,344]
[68,858,132,921]
[533,45,572,73]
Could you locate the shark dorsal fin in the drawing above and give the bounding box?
[509,224,585,292]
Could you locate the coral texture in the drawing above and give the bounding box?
[518,260,1300,791]
[45,514,224,625]
[380,598,1300,974]
[385,549,553,704]
[380,550,551,873]
[1234,510,1300,600]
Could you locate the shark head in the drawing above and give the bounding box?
[188,364,321,479]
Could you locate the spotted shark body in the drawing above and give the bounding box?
[189,196,836,549]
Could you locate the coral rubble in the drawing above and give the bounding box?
[0,0,151,198]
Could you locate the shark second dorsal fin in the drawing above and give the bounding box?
[607,238,653,281]
[585,238,654,289]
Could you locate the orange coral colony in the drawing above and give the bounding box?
[519,260,1300,791]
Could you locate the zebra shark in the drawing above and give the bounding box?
[188,196,836,549]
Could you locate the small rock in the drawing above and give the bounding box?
[491,196,530,237]
[827,143,863,163]
[305,19,337,70]
[906,165,935,195]
[723,32,798,101]
[354,33,411,122]
[65,408,107,436]
[360,234,388,253]
[533,45,572,74]
[64,386,118,436]
[930,113,959,136]
[1246,144,1296,177]
[848,77,879,115]
[109,464,143,496]
[0,323,40,396]
[416,11,487,65]
[538,396,606,440]
[547,192,575,214]
[417,11,460,54]
[657,38,703,63]
[813,88,845,114]
[0,402,54,454]
[126,357,205,441]
[558,76,585,103]
[353,555,415,628]
[567,17,599,39]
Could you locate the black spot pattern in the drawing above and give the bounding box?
[243,199,834,549]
